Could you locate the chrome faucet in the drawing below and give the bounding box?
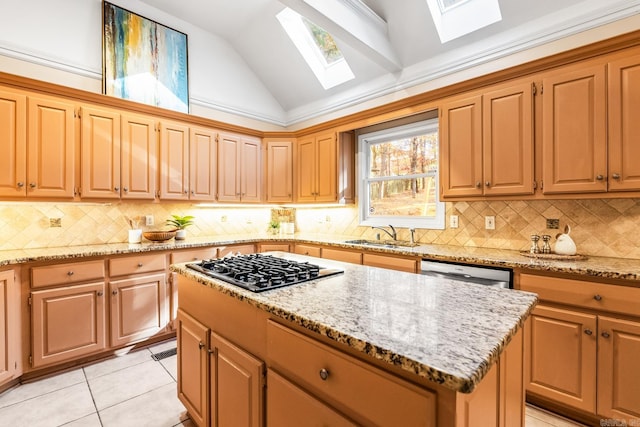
[371,225,397,241]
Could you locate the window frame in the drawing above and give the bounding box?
[357,119,445,229]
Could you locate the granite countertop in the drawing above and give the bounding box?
[0,233,638,282]
[170,252,538,393]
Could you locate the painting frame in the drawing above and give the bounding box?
[102,1,189,113]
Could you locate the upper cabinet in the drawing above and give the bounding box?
[296,131,337,202]
[0,88,26,198]
[541,60,608,194]
[218,131,261,202]
[189,127,218,201]
[265,138,294,203]
[440,80,534,198]
[121,113,158,200]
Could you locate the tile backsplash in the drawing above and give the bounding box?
[1,198,639,260]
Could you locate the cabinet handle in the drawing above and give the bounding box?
[137,262,143,267]
[199,341,205,350]
[475,181,481,188]
[29,182,36,189]
[596,175,604,181]
[123,187,129,192]
[112,290,118,295]
[207,349,215,355]
[612,173,620,180]
[593,294,602,301]
[191,190,195,195]
[319,368,329,381]
[67,271,74,276]
[485,181,491,187]
[17,182,24,188]
[601,331,610,339]
[97,291,103,296]
[584,329,593,336]
[114,186,120,191]
[184,190,188,194]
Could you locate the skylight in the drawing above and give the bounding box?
[426,0,502,43]
[277,7,355,90]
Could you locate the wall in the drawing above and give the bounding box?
[2,199,639,260]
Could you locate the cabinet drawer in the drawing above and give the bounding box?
[170,247,217,264]
[259,243,290,253]
[217,244,255,257]
[266,321,436,427]
[109,253,167,277]
[321,248,362,264]
[294,244,321,257]
[520,274,640,315]
[362,253,417,273]
[31,260,105,288]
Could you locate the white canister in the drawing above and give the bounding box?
[128,229,142,243]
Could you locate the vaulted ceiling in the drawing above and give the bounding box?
[139,0,639,126]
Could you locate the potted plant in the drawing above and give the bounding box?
[166,215,195,240]
[268,220,280,235]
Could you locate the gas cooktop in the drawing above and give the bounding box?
[186,253,344,292]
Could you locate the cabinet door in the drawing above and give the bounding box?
[80,106,121,199]
[159,121,190,200]
[27,96,75,198]
[211,331,264,427]
[314,132,337,202]
[190,127,217,201]
[440,95,483,197]
[483,82,534,196]
[597,316,640,420]
[121,114,157,200]
[266,139,293,203]
[0,88,26,198]
[525,305,597,413]
[0,270,19,385]
[177,310,209,427]
[296,136,316,202]
[362,253,417,273]
[541,62,607,194]
[267,369,356,427]
[240,137,262,202]
[218,132,240,202]
[31,282,106,367]
[109,273,168,347]
[608,52,640,191]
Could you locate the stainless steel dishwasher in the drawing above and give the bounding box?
[420,259,513,289]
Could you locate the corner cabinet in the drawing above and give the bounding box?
[0,88,27,198]
[440,80,534,198]
[218,132,262,202]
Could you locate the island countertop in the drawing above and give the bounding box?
[170,252,538,393]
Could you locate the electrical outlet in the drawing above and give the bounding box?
[485,216,496,230]
[145,215,154,226]
[220,215,227,222]
[49,218,62,228]
[325,215,331,222]
[449,215,459,228]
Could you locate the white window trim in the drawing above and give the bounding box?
[358,119,445,230]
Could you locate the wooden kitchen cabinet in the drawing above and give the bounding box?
[0,270,20,386]
[440,80,534,198]
[258,243,290,253]
[218,244,256,257]
[27,95,76,199]
[362,253,418,273]
[294,244,322,257]
[218,131,262,202]
[296,131,337,202]
[265,138,294,203]
[177,310,209,427]
[541,60,607,194]
[79,105,121,199]
[159,122,217,201]
[0,87,26,198]
[121,113,158,200]
[321,247,362,264]
[108,254,169,347]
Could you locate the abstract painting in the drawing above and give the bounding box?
[103,1,189,113]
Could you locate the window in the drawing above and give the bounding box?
[358,119,445,229]
[426,0,502,43]
[276,8,354,89]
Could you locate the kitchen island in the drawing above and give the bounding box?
[171,252,537,427]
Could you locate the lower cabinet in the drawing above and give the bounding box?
[177,309,265,427]
[0,269,20,386]
[321,247,362,264]
[362,253,418,273]
[31,282,107,367]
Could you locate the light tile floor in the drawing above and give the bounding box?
[0,338,587,427]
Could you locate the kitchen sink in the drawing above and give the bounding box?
[343,239,419,248]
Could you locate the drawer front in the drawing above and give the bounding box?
[266,321,436,427]
[362,253,417,273]
[170,247,217,264]
[520,274,640,315]
[259,244,290,253]
[31,260,105,288]
[217,244,256,257]
[109,253,167,277]
[294,244,321,258]
[321,248,362,264]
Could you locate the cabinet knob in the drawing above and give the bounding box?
[137,262,143,267]
[584,329,593,336]
[29,182,36,189]
[601,331,610,339]
[17,182,24,188]
[596,175,604,181]
[319,368,329,381]
[97,291,103,296]
[112,290,118,295]
[123,187,129,192]
[485,181,491,187]
[114,186,120,191]
[191,190,195,195]
[184,190,188,194]
[475,181,481,188]
[199,341,205,350]
[67,271,74,276]
[612,173,620,180]
[593,294,602,301]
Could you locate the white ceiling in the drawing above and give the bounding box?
[139,0,640,126]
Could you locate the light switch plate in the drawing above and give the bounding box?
[485,216,495,230]
[449,215,459,228]
[145,215,154,226]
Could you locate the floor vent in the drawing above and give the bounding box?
[151,348,177,361]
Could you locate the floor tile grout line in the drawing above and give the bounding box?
[0,379,86,412]
[92,380,177,414]
[82,366,104,427]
